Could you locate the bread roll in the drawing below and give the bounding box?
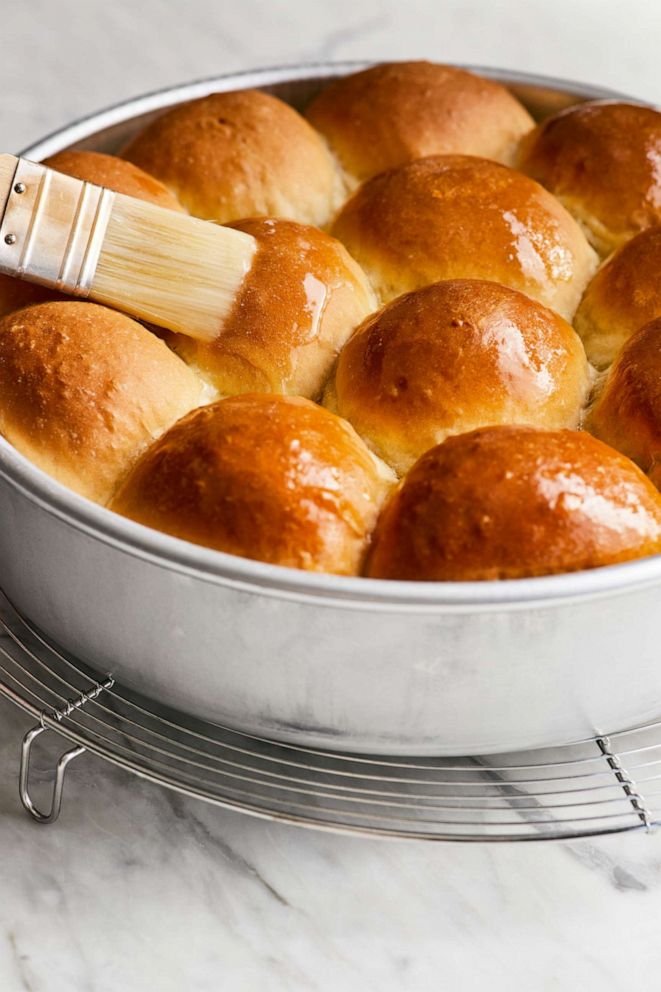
[170,218,375,398]
[306,61,534,183]
[122,89,344,226]
[112,394,395,575]
[366,426,661,580]
[324,280,591,474]
[0,150,183,319]
[517,101,661,256]
[0,302,206,503]
[574,228,661,368]
[331,155,597,319]
[589,319,661,483]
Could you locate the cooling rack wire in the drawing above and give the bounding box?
[0,589,659,841]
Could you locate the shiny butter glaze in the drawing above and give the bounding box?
[171,218,375,399]
[112,394,394,575]
[367,425,661,581]
[331,155,597,320]
[326,279,591,474]
[517,101,661,256]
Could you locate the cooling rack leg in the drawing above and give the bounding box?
[595,735,655,833]
[19,724,86,824]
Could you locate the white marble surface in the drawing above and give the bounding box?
[4,696,661,992]
[3,1,661,988]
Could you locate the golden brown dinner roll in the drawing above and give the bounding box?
[589,319,661,482]
[331,155,597,319]
[112,394,394,574]
[517,101,661,256]
[574,228,661,368]
[306,61,534,183]
[324,280,591,474]
[0,302,206,504]
[170,217,376,398]
[0,150,183,319]
[366,426,661,581]
[122,90,344,226]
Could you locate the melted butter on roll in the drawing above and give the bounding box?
[112,394,395,575]
[324,279,592,474]
[367,426,661,581]
[332,155,597,320]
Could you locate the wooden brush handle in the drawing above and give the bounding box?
[0,154,115,294]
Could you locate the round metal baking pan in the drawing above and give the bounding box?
[1,63,659,756]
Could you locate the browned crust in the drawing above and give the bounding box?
[366,425,661,580]
[331,155,597,319]
[307,61,534,181]
[517,101,661,256]
[327,279,590,473]
[112,394,393,574]
[122,89,343,226]
[0,301,205,503]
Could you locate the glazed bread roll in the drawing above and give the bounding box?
[0,150,183,319]
[112,394,395,574]
[306,61,534,183]
[517,102,661,256]
[366,426,661,581]
[589,319,661,485]
[324,280,591,474]
[170,218,376,398]
[331,155,598,319]
[574,228,661,368]
[122,90,344,226]
[0,302,206,504]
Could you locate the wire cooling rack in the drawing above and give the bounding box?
[1,589,660,842]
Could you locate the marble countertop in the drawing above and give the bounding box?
[3,1,661,988]
[4,694,661,992]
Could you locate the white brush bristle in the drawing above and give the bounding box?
[90,195,256,342]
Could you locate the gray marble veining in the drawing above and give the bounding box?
[3,692,661,991]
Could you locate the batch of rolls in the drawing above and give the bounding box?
[3,60,661,581]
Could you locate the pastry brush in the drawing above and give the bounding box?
[0,154,257,342]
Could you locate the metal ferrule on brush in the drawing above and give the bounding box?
[0,159,114,296]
